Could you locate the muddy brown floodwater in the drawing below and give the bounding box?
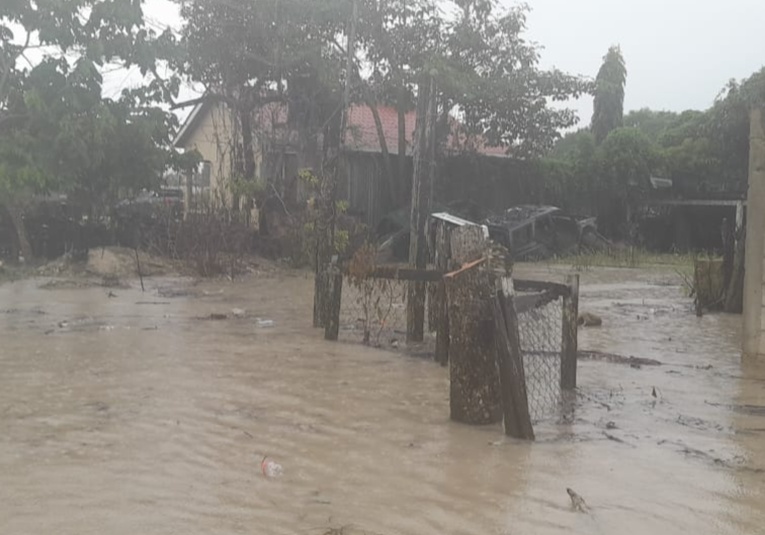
[1,264,764,535]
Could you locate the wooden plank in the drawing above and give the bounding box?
[369,266,443,282]
[513,279,570,297]
[445,257,486,279]
[434,221,451,366]
[493,288,535,440]
[560,274,580,390]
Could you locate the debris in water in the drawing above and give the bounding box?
[260,456,283,478]
[256,318,275,328]
[231,308,247,318]
[577,312,602,327]
[566,487,588,512]
[108,291,117,298]
[578,350,661,367]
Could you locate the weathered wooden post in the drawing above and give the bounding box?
[445,259,503,425]
[313,270,329,328]
[560,274,580,390]
[426,217,439,333]
[493,284,535,440]
[324,258,343,341]
[406,74,437,342]
[434,220,451,366]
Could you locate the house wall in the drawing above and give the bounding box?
[341,153,544,232]
[342,152,410,228]
[178,103,266,207]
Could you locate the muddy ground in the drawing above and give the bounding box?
[0,260,764,534]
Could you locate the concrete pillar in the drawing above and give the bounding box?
[743,108,765,358]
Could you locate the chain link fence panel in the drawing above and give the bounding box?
[336,271,567,424]
[516,295,563,423]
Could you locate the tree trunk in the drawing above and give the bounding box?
[446,264,503,425]
[240,105,257,183]
[397,83,407,204]
[3,201,32,262]
[366,99,399,204]
[314,0,357,327]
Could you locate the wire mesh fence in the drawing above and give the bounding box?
[516,295,564,423]
[336,270,567,423]
[338,277,416,350]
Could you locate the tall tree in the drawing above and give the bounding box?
[175,0,346,199]
[0,0,176,260]
[591,45,627,145]
[438,4,591,156]
[357,0,440,203]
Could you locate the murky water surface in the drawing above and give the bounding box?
[1,265,764,534]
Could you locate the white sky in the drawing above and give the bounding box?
[102,0,765,127]
[520,0,765,125]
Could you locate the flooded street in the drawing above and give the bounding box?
[1,265,764,534]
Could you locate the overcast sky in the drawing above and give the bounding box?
[118,0,765,127]
[520,0,765,125]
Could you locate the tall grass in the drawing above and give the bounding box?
[548,247,702,272]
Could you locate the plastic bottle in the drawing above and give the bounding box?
[260,456,283,478]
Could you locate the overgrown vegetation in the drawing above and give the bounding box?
[550,248,698,271]
[545,66,765,240]
[347,243,401,345]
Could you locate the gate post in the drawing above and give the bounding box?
[561,274,580,390]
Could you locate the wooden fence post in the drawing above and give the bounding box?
[434,220,451,366]
[493,283,535,440]
[561,274,580,390]
[313,270,328,328]
[324,258,342,341]
[445,260,502,425]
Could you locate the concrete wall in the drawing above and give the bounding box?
[743,108,765,357]
[178,103,265,206]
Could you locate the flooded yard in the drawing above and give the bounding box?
[1,264,764,534]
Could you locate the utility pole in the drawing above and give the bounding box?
[313,0,358,327]
[407,71,438,342]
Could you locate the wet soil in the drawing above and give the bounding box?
[0,263,764,534]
